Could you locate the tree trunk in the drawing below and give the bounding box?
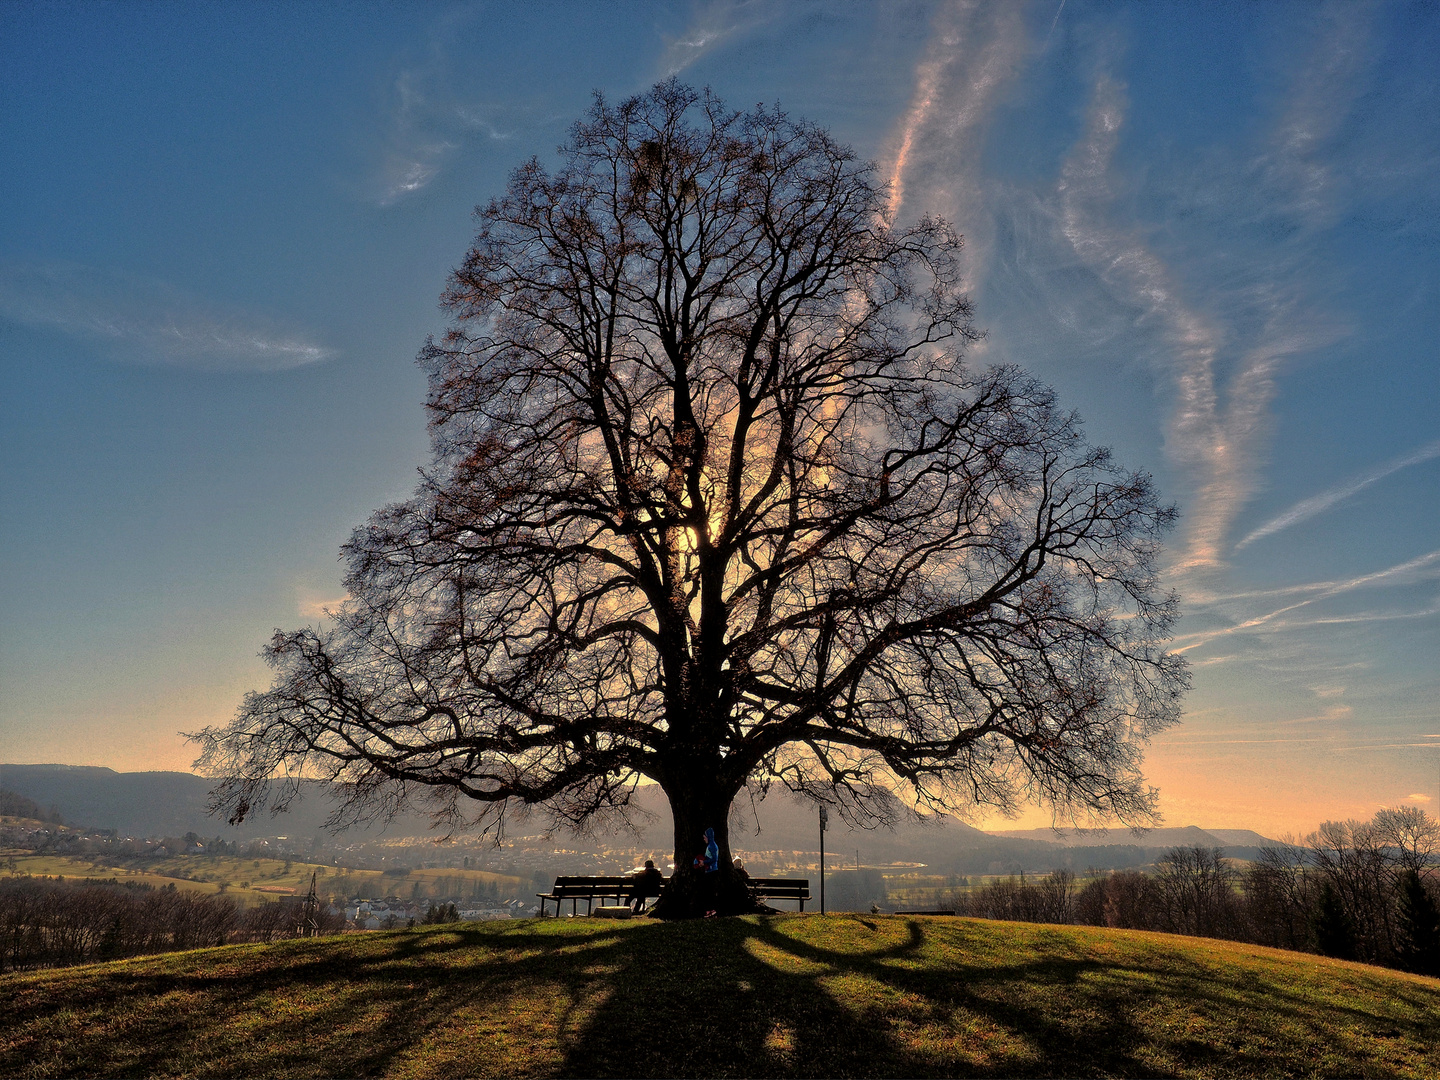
[647,779,763,919]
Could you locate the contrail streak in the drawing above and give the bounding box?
[1237,438,1440,550]
[1044,0,1066,49]
[1172,548,1440,652]
[1057,76,1282,573]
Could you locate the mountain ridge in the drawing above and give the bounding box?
[1,763,1284,871]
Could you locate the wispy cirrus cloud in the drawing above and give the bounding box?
[882,6,1360,578]
[881,0,1028,259]
[659,0,781,77]
[1252,2,1377,229]
[373,65,513,206]
[887,1,1395,625]
[1237,437,1440,550]
[1055,72,1345,574]
[0,262,335,372]
[366,7,529,207]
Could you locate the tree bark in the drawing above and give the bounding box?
[648,779,762,919]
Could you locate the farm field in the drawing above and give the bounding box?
[2,854,526,905]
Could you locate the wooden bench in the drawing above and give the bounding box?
[536,874,812,916]
[537,875,647,917]
[749,877,811,911]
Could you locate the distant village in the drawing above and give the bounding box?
[346,896,534,928]
[1,805,563,929]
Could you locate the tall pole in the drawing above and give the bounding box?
[819,805,827,915]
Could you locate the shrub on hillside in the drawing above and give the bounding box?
[1396,869,1440,975]
[0,877,342,972]
[0,789,62,824]
[1073,869,1155,930]
[422,902,459,925]
[961,870,1076,924]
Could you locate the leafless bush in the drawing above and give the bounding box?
[963,870,1076,924]
[1073,869,1155,930]
[1151,846,1241,939]
[0,877,336,972]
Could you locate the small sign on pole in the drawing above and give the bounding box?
[819,806,828,915]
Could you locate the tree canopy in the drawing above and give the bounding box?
[194,81,1187,916]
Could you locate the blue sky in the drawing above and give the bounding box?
[2,1,1437,836]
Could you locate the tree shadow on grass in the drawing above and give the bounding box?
[3,916,1439,1078]
[2,922,642,1078]
[561,915,1440,1079]
[561,915,1156,1078]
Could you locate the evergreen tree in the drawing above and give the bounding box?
[1396,869,1440,975]
[422,901,459,924]
[1311,882,1356,960]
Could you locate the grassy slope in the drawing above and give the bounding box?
[2,915,1437,1079]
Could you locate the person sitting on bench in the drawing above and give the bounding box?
[628,859,665,912]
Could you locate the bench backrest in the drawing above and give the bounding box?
[547,878,635,897]
[544,875,673,896]
[750,877,811,895]
[544,875,810,897]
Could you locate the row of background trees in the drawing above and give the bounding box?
[0,878,345,973]
[949,806,1440,975]
[5,805,1435,974]
[0,789,63,825]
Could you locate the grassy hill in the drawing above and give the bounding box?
[2,914,1437,1078]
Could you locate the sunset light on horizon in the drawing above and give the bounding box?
[3,1,1437,841]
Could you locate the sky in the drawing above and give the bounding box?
[2,1,1437,839]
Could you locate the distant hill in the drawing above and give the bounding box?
[1206,828,1287,847]
[991,825,1285,848]
[0,764,437,842]
[596,784,1066,874]
[0,762,1286,870]
[4,916,1436,1078]
[0,764,1058,870]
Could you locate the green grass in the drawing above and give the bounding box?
[3,914,1437,1078]
[3,855,231,895]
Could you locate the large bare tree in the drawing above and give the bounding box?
[194,81,1187,916]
